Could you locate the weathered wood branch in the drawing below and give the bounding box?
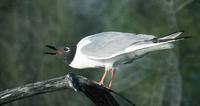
[0,73,135,106]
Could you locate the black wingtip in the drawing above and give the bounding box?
[175,36,192,40]
[183,36,192,39]
[162,30,184,38]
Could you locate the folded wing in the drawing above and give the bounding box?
[80,32,156,60]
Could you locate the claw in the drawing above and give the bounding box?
[98,81,104,86]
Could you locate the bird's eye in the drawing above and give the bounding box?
[64,47,70,52]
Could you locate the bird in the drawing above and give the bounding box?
[44,31,190,89]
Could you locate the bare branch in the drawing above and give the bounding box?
[0,74,70,105]
[0,73,135,106]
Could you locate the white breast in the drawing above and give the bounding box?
[69,52,105,69]
[69,37,105,69]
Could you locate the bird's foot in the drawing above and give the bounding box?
[108,83,112,89]
[98,81,104,86]
[98,81,113,89]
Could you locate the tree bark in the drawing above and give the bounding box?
[0,73,135,106]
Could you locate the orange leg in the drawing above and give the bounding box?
[98,67,109,86]
[109,68,116,89]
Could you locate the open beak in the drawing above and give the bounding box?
[44,45,57,55]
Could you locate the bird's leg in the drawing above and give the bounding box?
[108,68,116,89]
[98,67,109,86]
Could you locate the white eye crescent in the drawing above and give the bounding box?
[64,47,70,52]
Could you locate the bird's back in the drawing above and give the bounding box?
[79,32,156,59]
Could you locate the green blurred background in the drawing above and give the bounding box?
[0,0,199,106]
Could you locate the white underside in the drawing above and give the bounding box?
[69,52,105,69]
[69,38,106,69]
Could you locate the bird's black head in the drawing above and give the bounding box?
[44,45,76,65]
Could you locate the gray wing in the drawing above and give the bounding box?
[80,32,156,59]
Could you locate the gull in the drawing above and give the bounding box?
[45,31,190,88]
